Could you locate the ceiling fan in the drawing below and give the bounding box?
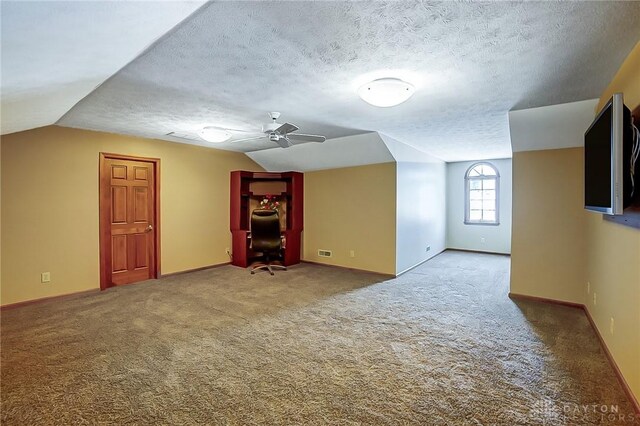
[232,112,326,149]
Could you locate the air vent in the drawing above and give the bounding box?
[318,249,332,258]
[165,131,201,141]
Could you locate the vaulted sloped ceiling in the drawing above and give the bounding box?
[509,99,599,153]
[247,133,394,172]
[3,1,640,163]
[0,1,205,135]
[247,132,442,173]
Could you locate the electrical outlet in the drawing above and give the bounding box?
[610,317,615,335]
[426,246,431,252]
[480,237,485,244]
[593,292,597,306]
[41,272,51,283]
[349,250,355,258]
[587,281,590,294]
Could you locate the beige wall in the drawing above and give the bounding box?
[586,42,640,400]
[303,162,396,275]
[585,213,640,399]
[1,125,262,305]
[0,138,2,295]
[510,148,586,304]
[511,42,640,401]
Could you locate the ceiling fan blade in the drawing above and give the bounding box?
[200,125,255,133]
[276,136,293,148]
[286,133,326,143]
[230,135,266,143]
[274,122,299,135]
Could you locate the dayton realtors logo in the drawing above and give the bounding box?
[561,403,639,423]
[530,400,639,424]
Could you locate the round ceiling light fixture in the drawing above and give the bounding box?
[357,77,416,107]
[199,127,232,143]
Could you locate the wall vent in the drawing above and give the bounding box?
[165,131,201,141]
[318,249,332,258]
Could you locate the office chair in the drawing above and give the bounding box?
[250,209,286,275]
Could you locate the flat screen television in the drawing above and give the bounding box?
[584,93,632,215]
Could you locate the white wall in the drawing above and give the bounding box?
[446,158,512,254]
[396,160,447,274]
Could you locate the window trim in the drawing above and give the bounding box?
[464,162,500,226]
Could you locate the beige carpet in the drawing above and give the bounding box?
[1,251,637,425]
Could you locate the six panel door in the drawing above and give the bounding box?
[102,158,156,287]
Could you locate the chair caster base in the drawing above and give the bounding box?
[250,262,287,275]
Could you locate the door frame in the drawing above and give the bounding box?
[99,153,161,290]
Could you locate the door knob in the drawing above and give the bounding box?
[146,225,153,232]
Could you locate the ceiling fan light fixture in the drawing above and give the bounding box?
[357,77,415,107]
[198,127,232,143]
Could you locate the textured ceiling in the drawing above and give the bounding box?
[1,1,205,135]
[56,1,640,162]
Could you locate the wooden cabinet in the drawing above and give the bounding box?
[230,171,303,267]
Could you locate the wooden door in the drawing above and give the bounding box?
[99,154,160,289]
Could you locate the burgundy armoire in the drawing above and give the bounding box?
[230,171,303,267]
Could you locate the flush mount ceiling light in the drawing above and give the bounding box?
[357,77,416,107]
[198,126,232,143]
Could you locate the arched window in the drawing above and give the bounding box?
[465,162,499,225]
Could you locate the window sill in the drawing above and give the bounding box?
[464,221,500,226]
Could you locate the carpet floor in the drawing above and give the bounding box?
[1,251,637,425]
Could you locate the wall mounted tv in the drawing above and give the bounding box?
[584,93,638,215]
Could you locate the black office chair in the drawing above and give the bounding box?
[250,209,286,275]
